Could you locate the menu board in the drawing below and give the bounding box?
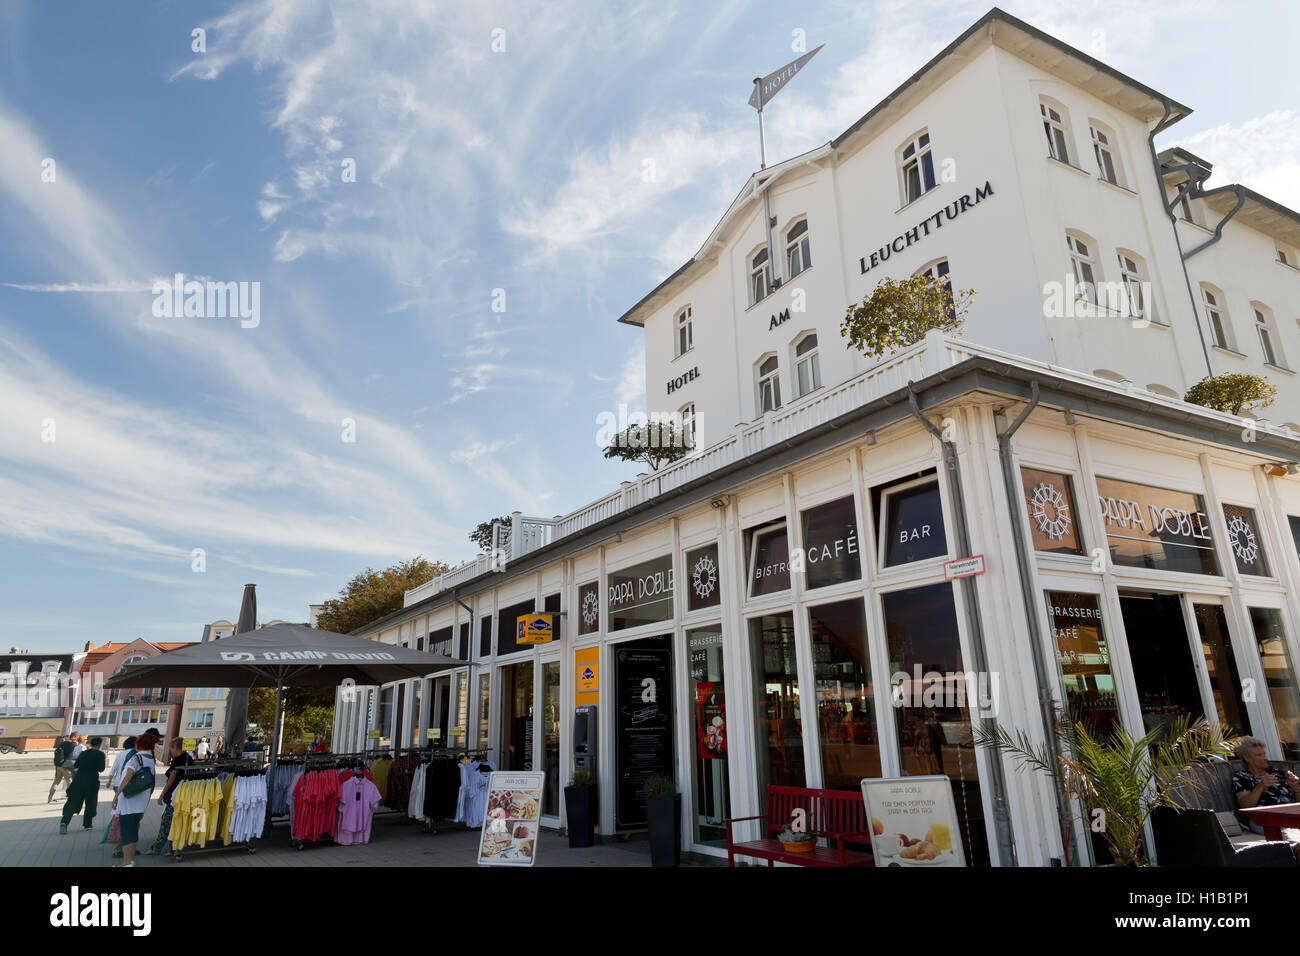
[477,771,544,867]
[615,641,674,828]
[861,775,967,867]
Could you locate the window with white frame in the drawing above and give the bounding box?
[1201,285,1232,349]
[1116,250,1150,322]
[1090,122,1122,185]
[914,258,954,321]
[785,219,811,278]
[1066,233,1099,301]
[675,305,693,357]
[750,247,770,305]
[1278,246,1296,268]
[757,354,781,414]
[793,333,821,398]
[900,131,936,204]
[186,711,215,729]
[679,402,696,448]
[1041,98,1073,165]
[1254,304,1284,367]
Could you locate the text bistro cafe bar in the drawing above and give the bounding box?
[334,366,1300,866]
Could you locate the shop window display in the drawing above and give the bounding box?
[749,613,804,791]
[809,599,881,789]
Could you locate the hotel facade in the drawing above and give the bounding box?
[333,8,1300,866]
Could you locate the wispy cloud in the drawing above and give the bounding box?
[1176,109,1300,211]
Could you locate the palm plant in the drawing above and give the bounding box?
[975,714,1233,866]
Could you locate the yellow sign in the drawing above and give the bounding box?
[426,728,439,739]
[575,646,599,707]
[516,613,557,645]
[183,739,196,750]
[368,729,381,740]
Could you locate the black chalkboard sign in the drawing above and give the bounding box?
[614,636,674,828]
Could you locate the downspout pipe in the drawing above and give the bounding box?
[993,382,1078,865]
[1147,98,1213,378]
[906,384,1017,867]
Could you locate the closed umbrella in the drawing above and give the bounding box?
[222,583,257,757]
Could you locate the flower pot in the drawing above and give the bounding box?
[646,792,681,867]
[780,839,815,854]
[564,785,596,848]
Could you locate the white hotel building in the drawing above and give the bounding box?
[334,8,1300,865]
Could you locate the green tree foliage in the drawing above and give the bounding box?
[1184,372,1277,416]
[840,274,974,359]
[248,687,335,748]
[314,556,450,635]
[470,515,512,552]
[603,418,693,472]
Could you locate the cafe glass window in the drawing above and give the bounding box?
[578,581,600,636]
[1193,604,1253,737]
[476,672,490,751]
[608,554,674,631]
[809,600,881,790]
[882,583,990,867]
[688,627,730,847]
[449,671,468,750]
[409,679,423,748]
[799,495,862,590]
[1095,477,1219,574]
[458,622,470,661]
[1020,467,1085,555]
[685,544,721,612]
[1045,592,1120,737]
[480,615,492,658]
[747,521,791,598]
[875,472,948,567]
[1249,607,1300,759]
[1223,504,1270,577]
[497,598,535,656]
[749,613,804,791]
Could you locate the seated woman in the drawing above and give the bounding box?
[1232,736,1300,860]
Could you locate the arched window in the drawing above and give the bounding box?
[675,305,693,358]
[1252,303,1285,367]
[757,354,781,413]
[1089,120,1123,186]
[1200,284,1232,350]
[914,258,954,321]
[793,333,821,398]
[899,130,936,204]
[1040,97,1075,165]
[1066,232,1100,302]
[785,219,811,279]
[750,247,770,305]
[1116,249,1151,323]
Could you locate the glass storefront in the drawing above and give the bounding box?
[476,672,490,752]
[882,583,990,867]
[449,671,467,750]
[499,661,534,770]
[800,496,862,589]
[749,613,804,790]
[1095,477,1218,574]
[1045,591,1121,737]
[408,679,423,748]
[1250,607,1300,759]
[1193,604,1253,737]
[809,599,881,790]
[876,474,947,566]
[688,626,729,847]
[542,661,561,813]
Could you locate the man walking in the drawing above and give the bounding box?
[47,734,75,802]
[60,736,106,833]
[195,737,209,759]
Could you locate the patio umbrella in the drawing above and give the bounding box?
[106,621,461,803]
[222,583,257,757]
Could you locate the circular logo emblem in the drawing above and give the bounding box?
[1029,482,1072,541]
[581,590,599,628]
[692,554,718,599]
[1227,514,1259,565]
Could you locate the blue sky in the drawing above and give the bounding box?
[1,0,1296,653]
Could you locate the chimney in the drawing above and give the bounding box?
[84,642,93,652]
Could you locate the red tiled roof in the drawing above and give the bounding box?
[79,640,197,672]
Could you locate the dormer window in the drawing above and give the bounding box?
[785,219,811,279]
[675,305,693,358]
[750,248,771,305]
[900,131,936,204]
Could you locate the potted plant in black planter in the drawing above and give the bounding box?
[564,771,597,848]
[643,774,681,867]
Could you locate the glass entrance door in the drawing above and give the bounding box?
[541,660,561,820]
[687,626,729,847]
[1118,591,1205,734]
[499,661,534,771]
[1191,602,1253,737]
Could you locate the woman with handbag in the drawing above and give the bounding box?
[104,736,137,858]
[110,731,159,868]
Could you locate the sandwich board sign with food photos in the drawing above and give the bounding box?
[860,775,967,867]
[477,771,544,867]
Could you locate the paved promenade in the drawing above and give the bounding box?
[1,756,677,868]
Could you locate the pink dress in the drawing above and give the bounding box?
[336,775,381,845]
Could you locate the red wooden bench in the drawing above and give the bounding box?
[725,785,874,867]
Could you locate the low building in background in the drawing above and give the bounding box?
[0,652,81,752]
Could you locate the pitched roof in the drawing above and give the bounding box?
[80,640,196,672]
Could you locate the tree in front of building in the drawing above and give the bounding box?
[840,274,974,360]
[247,687,334,749]
[603,417,693,472]
[314,556,450,635]
[1184,372,1277,416]
[469,515,512,552]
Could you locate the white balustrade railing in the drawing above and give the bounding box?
[403,330,1294,608]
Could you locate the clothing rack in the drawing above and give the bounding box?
[166,762,262,862]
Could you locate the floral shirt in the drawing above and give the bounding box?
[1232,767,1296,808]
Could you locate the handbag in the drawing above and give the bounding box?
[121,756,154,797]
[101,814,121,844]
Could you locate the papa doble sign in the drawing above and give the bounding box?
[515,613,557,645]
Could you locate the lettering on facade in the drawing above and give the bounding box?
[898,525,932,543]
[666,366,700,394]
[768,307,790,331]
[859,181,994,275]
